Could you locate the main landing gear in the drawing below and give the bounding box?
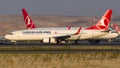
[88,40,100,44]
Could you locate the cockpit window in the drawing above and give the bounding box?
[9,33,13,35]
[111,31,117,33]
[108,27,114,30]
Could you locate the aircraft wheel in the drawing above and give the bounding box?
[88,40,100,44]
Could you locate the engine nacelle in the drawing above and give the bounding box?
[42,38,56,43]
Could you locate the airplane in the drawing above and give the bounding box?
[4,26,82,44]
[4,9,119,44]
[78,9,119,44]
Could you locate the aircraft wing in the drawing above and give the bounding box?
[92,30,110,38]
[51,27,81,39]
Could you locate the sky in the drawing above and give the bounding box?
[0,0,120,16]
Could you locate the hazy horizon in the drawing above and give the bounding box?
[0,0,120,16]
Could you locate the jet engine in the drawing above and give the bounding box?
[42,38,56,43]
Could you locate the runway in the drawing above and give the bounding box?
[1,40,120,46]
[0,37,120,45]
[0,44,120,53]
[0,39,120,52]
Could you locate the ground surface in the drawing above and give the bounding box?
[0,52,120,68]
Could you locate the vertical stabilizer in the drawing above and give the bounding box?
[86,9,112,30]
[22,8,36,29]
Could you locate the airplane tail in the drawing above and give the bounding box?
[22,8,36,29]
[86,9,112,30]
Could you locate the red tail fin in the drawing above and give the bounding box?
[86,9,112,30]
[22,8,36,29]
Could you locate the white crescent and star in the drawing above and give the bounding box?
[100,18,106,26]
[96,17,109,29]
[25,16,31,25]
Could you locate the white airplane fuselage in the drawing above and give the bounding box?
[4,27,119,42]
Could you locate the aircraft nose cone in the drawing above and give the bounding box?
[4,35,11,40]
[112,33,119,39]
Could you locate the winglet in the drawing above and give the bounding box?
[75,27,82,35]
[67,26,71,30]
[113,24,120,32]
[22,8,36,29]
